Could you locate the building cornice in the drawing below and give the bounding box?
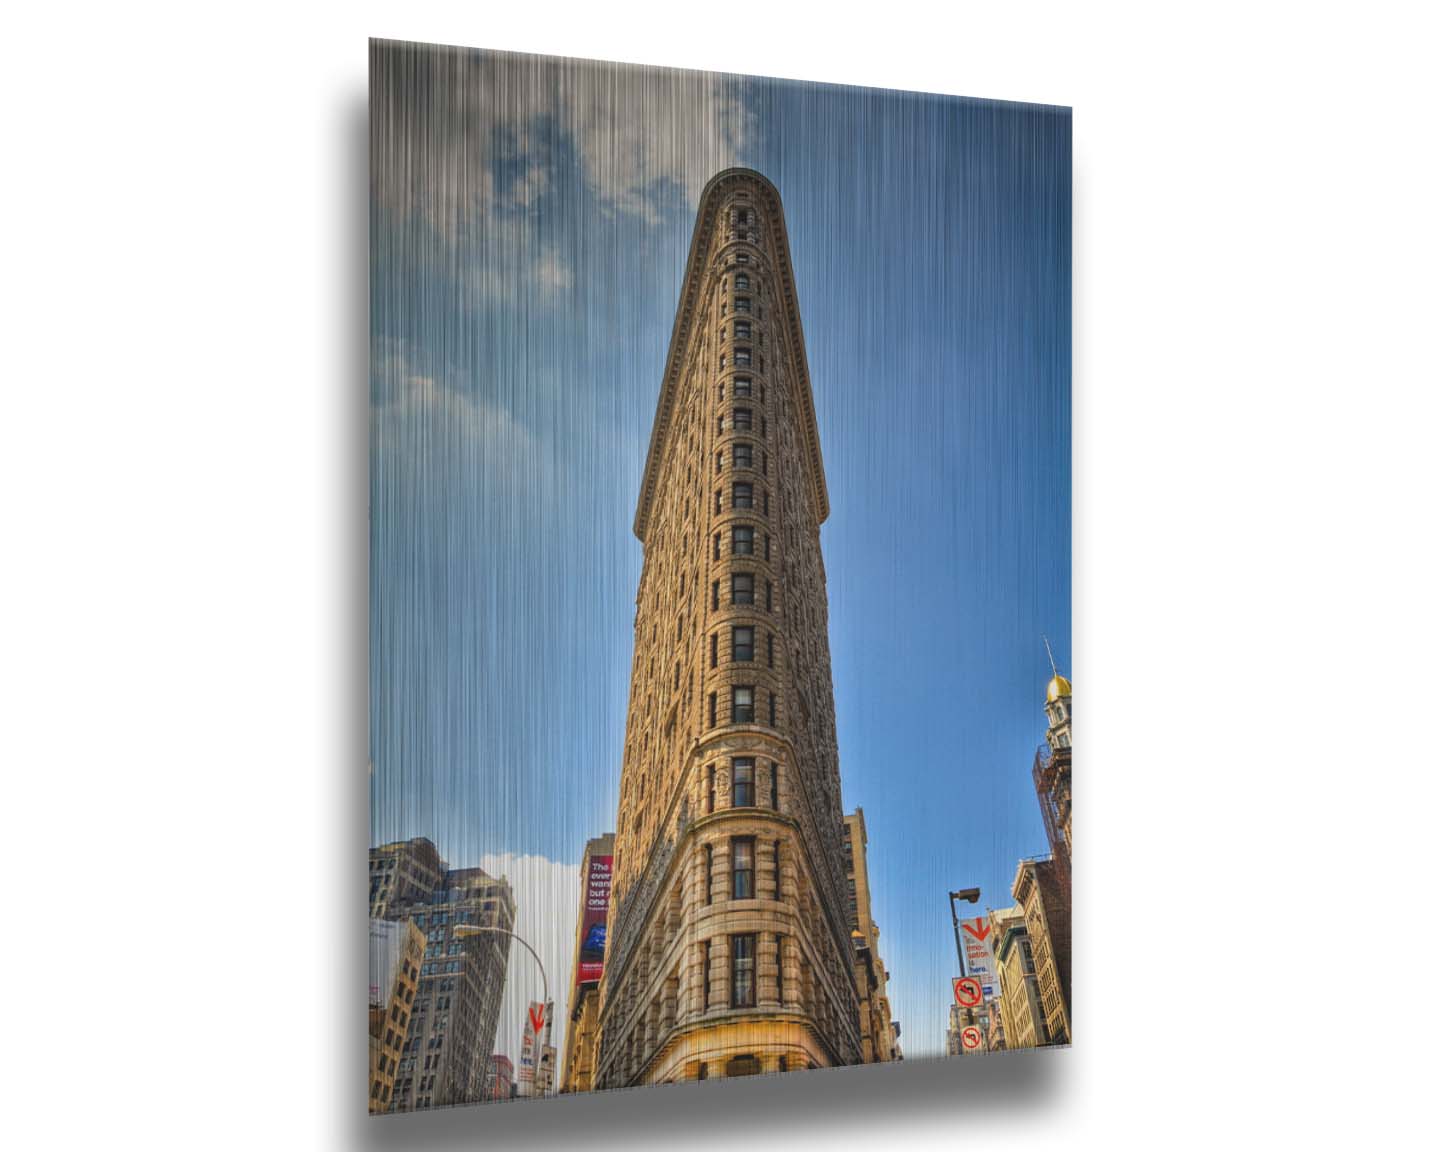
[633,168,830,540]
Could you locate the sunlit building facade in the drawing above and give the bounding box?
[594,168,863,1087]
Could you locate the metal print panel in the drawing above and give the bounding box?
[369,37,1071,1113]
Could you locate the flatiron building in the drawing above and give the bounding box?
[594,168,863,1086]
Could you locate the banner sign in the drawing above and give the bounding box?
[577,855,613,986]
[960,916,997,999]
[518,1000,543,1083]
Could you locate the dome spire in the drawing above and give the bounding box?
[1043,635,1071,703]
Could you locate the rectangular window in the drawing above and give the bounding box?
[770,762,778,808]
[735,348,752,367]
[731,837,755,898]
[732,626,754,662]
[764,534,771,561]
[731,573,754,604]
[714,533,721,561]
[708,692,717,728]
[716,451,723,474]
[763,489,770,517]
[703,944,712,1008]
[717,415,724,435]
[733,525,754,555]
[767,633,774,668]
[720,354,726,370]
[711,581,719,610]
[705,843,714,902]
[715,489,722,513]
[718,382,724,401]
[768,692,777,726]
[732,686,754,725]
[766,580,773,611]
[732,482,753,509]
[707,764,716,814]
[733,755,755,803]
[710,633,718,668]
[763,451,768,477]
[733,442,752,469]
[734,408,753,431]
[731,935,756,1007]
[734,297,751,314]
[735,273,750,291]
[776,932,784,1002]
[734,321,752,340]
[761,415,767,439]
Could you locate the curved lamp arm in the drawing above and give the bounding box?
[453,924,551,1044]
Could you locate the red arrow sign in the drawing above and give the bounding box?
[529,1004,546,1034]
[962,919,992,943]
[952,976,982,1008]
[961,1026,982,1051]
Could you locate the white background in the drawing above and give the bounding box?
[3,2,1436,1148]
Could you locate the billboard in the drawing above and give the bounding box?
[577,854,613,986]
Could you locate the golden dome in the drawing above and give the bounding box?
[1046,674,1072,703]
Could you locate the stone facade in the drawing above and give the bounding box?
[1012,857,1070,1045]
[594,169,862,1087]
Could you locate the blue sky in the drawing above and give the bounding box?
[370,41,1070,1064]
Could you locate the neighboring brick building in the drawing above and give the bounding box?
[369,839,517,1110]
[1008,662,1073,1047]
[992,905,1048,1050]
[594,168,864,1087]
[843,809,901,1063]
[369,836,444,920]
[484,1054,514,1101]
[369,917,425,1113]
[560,834,615,1094]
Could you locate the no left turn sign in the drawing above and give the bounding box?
[961,1025,982,1051]
[952,976,982,1008]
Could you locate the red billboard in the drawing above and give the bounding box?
[576,854,612,986]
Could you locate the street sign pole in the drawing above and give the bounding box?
[948,888,982,1050]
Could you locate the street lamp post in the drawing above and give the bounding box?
[454,924,551,1097]
[948,888,981,979]
[948,888,983,1055]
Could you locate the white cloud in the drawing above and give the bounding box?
[370,339,545,472]
[372,44,753,289]
[474,852,583,1081]
[560,61,752,223]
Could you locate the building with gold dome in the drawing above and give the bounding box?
[1011,653,1072,1045]
[1039,662,1072,862]
[591,169,864,1087]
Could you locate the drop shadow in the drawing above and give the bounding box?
[357,1049,1068,1151]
